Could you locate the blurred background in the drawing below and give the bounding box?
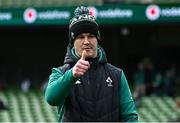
[0,0,180,122]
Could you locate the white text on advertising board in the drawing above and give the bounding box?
[0,12,12,20]
[38,10,70,20]
[161,7,180,17]
[98,8,133,18]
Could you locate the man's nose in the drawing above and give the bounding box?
[84,36,90,44]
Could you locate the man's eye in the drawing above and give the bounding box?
[89,35,96,38]
[77,36,84,39]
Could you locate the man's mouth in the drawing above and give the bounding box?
[82,47,91,50]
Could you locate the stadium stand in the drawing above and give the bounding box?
[138,96,180,122]
[125,0,180,4]
[0,0,103,8]
[0,90,57,122]
[0,0,180,8]
[0,89,180,122]
[1,0,180,8]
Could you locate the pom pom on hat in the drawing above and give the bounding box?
[69,6,100,46]
[74,6,89,16]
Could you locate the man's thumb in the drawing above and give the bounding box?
[81,50,87,60]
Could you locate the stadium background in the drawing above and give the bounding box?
[0,0,180,122]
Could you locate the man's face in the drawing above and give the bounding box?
[74,33,98,58]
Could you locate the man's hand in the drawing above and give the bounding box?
[72,50,90,78]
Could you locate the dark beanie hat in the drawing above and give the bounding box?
[69,6,100,46]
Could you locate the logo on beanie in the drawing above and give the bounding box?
[23,8,37,23]
[70,14,96,26]
[146,5,160,21]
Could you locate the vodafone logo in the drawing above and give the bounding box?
[23,8,37,23]
[146,5,160,21]
[88,6,98,18]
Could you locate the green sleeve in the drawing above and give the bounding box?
[45,67,78,106]
[119,70,138,122]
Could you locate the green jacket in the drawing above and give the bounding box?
[45,46,138,122]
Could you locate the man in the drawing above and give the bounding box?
[45,6,138,122]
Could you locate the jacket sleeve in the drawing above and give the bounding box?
[45,67,78,106]
[119,70,138,122]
